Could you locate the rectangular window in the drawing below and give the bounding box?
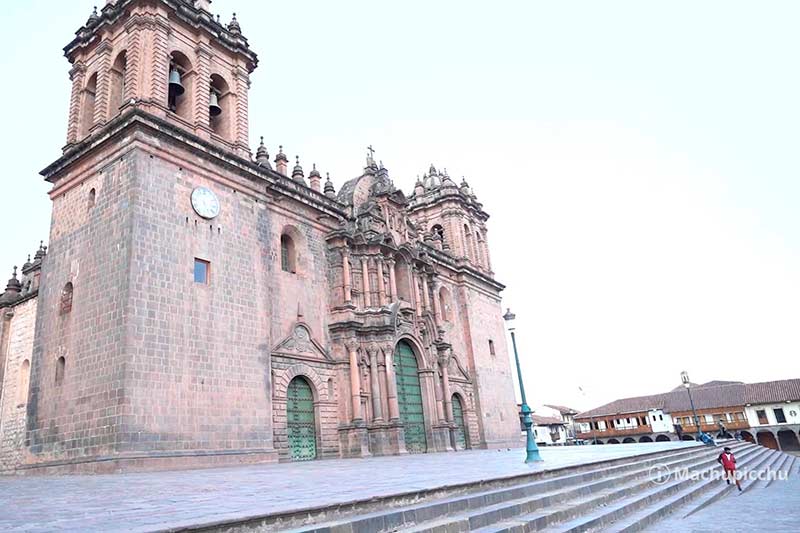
[756,410,768,424]
[704,414,714,424]
[659,414,663,421]
[194,258,210,284]
[736,412,745,421]
[488,340,495,356]
[774,408,787,424]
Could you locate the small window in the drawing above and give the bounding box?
[773,408,787,424]
[60,282,74,314]
[736,412,745,421]
[194,258,210,284]
[280,234,296,273]
[659,414,663,421]
[55,356,66,385]
[488,339,495,356]
[88,188,96,210]
[756,409,768,424]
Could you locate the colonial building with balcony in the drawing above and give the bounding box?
[574,378,800,451]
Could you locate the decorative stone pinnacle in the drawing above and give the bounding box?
[228,12,241,34]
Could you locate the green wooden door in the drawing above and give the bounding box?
[452,394,468,450]
[287,377,316,461]
[395,341,428,453]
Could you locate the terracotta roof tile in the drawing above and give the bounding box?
[744,379,800,403]
[532,415,566,425]
[575,378,800,419]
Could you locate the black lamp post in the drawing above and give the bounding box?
[503,308,543,463]
[680,371,701,439]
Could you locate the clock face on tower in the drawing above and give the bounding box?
[190,187,220,219]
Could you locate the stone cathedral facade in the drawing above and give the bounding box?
[0,0,520,473]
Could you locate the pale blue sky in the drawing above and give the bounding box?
[1,1,798,410]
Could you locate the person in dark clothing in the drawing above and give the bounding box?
[674,423,683,440]
[717,446,742,491]
[717,419,727,439]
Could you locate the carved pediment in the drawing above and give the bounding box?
[272,323,332,361]
[448,354,471,382]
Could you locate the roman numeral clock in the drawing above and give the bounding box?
[191,186,220,219]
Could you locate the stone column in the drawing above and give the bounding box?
[341,247,352,305]
[387,258,397,301]
[66,62,87,145]
[361,257,372,308]
[376,257,387,306]
[232,65,251,158]
[194,43,212,130]
[378,352,389,419]
[92,40,113,128]
[149,17,170,109]
[368,345,383,423]
[421,274,431,312]
[122,20,141,103]
[384,345,400,421]
[440,355,454,423]
[430,278,441,323]
[412,268,422,316]
[348,344,363,423]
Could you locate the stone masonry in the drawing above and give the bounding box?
[0,0,521,473]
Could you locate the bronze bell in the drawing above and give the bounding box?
[209,90,222,117]
[168,67,185,97]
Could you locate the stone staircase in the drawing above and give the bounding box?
[264,442,795,533]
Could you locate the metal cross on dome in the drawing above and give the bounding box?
[367,144,375,157]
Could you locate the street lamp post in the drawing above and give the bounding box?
[503,309,543,463]
[680,371,701,439]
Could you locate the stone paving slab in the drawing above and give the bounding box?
[0,442,695,532]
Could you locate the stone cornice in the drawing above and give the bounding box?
[40,108,347,220]
[64,0,258,72]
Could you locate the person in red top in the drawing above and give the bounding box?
[717,446,742,491]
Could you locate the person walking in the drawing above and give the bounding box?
[717,446,742,491]
[717,419,727,439]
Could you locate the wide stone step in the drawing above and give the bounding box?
[407,444,749,533]
[608,448,783,532]
[274,444,713,532]
[484,444,765,533]
[550,445,774,533]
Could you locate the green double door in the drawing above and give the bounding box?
[452,394,468,449]
[395,341,428,453]
[287,377,317,461]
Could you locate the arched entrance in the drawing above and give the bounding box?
[740,430,755,443]
[286,376,316,461]
[452,394,468,450]
[622,437,636,443]
[395,341,428,453]
[777,430,800,451]
[655,434,671,442]
[681,435,695,441]
[639,436,653,443]
[757,431,779,450]
[608,438,620,444]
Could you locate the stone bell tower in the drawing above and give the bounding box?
[28,1,278,473]
[63,0,256,158]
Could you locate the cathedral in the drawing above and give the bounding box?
[0,0,521,473]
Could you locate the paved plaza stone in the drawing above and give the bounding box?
[0,442,694,532]
[648,457,800,532]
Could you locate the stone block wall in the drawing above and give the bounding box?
[27,144,135,466]
[459,285,521,448]
[0,298,37,471]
